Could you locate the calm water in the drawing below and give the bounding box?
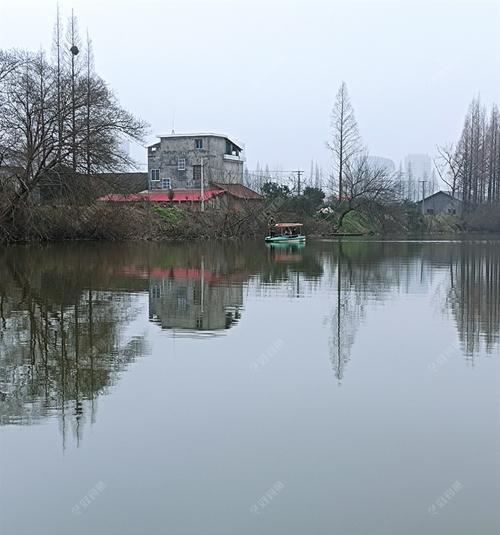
[0,238,499,535]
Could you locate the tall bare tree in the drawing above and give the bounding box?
[85,31,93,175]
[66,10,82,173]
[486,104,499,202]
[328,82,362,199]
[443,97,500,212]
[52,3,65,163]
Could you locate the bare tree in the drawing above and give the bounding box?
[0,17,148,226]
[0,49,21,83]
[486,104,500,202]
[330,153,396,230]
[435,143,464,197]
[328,81,362,199]
[443,97,500,212]
[66,10,82,173]
[85,31,93,175]
[0,52,60,204]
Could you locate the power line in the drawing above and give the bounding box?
[247,170,304,174]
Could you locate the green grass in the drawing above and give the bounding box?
[152,205,186,225]
[340,211,373,233]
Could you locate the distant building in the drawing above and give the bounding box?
[366,156,395,174]
[416,191,462,215]
[404,154,432,181]
[399,154,435,201]
[147,133,244,191]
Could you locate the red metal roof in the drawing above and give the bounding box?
[98,189,225,203]
[117,265,251,284]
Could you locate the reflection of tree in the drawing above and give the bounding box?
[0,247,147,447]
[448,244,500,357]
[327,239,500,381]
[326,240,434,381]
[329,243,366,382]
[3,237,497,438]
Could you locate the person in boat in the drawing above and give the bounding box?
[268,216,276,237]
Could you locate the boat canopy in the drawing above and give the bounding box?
[274,223,303,228]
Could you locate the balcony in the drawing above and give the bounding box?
[223,153,244,162]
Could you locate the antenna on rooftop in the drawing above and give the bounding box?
[171,110,175,134]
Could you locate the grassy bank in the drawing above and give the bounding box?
[0,203,269,244]
[1,201,498,245]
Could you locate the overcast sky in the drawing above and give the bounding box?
[1,0,499,174]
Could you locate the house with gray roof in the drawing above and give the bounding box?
[416,191,462,215]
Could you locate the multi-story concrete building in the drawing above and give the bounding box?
[147,133,244,191]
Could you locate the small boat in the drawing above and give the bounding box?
[265,223,306,243]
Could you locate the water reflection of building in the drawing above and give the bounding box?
[149,266,247,333]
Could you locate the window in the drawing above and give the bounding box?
[426,208,435,215]
[193,284,202,306]
[193,165,201,181]
[161,178,171,190]
[176,287,188,312]
[152,285,161,299]
[177,158,186,171]
[150,169,160,181]
[195,139,203,149]
[225,140,240,156]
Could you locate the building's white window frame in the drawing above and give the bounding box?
[150,169,160,182]
[195,139,203,149]
[161,178,172,190]
[193,165,201,181]
[177,158,186,171]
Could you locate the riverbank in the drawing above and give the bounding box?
[0,201,497,244]
[0,203,268,244]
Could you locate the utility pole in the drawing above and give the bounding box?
[200,158,205,212]
[419,180,427,214]
[294,170,304,195]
